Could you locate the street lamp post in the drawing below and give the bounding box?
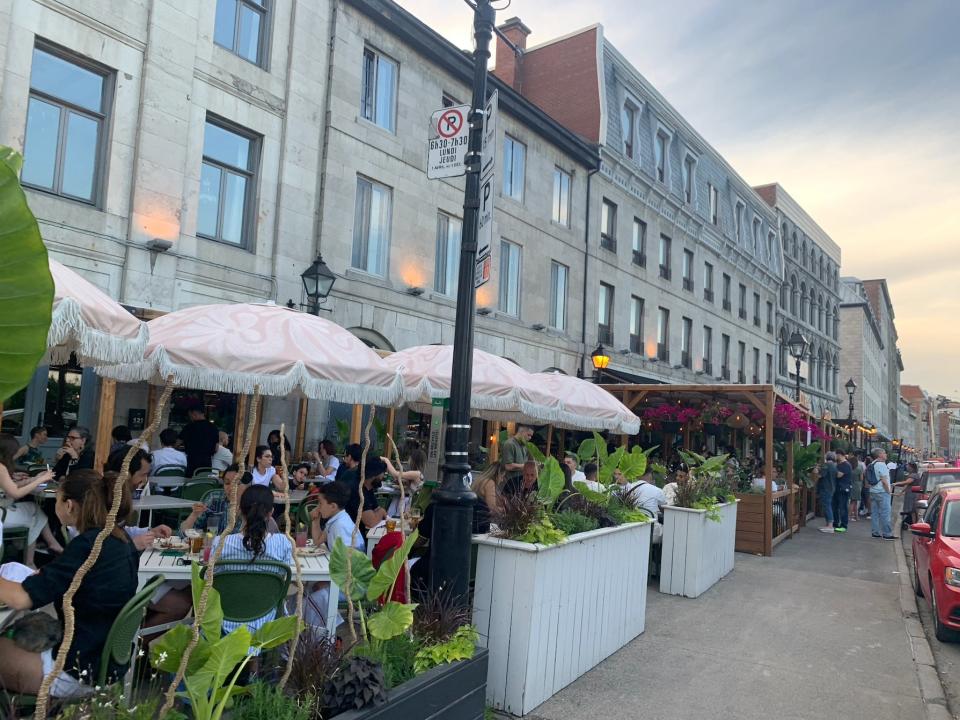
[591,343,610,384]
[787,330,809,404]
[845,377,857,421]
[300,254,337,315]
[429,0,495,602]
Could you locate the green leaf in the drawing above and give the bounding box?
[367,601,417,641]
[150,623,192,673]
[192,561,223,641]
[592,432,608,464]
[367,529,419,602]
[252,615,299,650]
[0,147,53,404]
[525,441,546,465]
[329,537,376,600]
[536,456,565,505]
[190,627,252,695]
[598,447,624,485]
[573,481,610,506]
[618,446,648,481]
[577,438,596,464]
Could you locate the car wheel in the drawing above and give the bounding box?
[930,580,960,643]
[913,555,923,598]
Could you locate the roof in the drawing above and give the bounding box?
[752,183,841,264]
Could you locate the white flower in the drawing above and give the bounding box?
[80,669,88,677]
[137,649,145,657]
[94,685,101,691]
[158,651,168,663]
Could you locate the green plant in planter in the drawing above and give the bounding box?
[232,682,313,720]
[549,508,600,535]
[150,564,299,720]
[792,441,822,489]
[675,451,731,522]
[413,624,479,674]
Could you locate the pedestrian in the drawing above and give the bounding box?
[179,403,219,476]
[849,452,864,522]
[832,451,853,533]
[501,425,534,496]
[818,452,838,533]
[866,448,895,539]
[893,461,921,528]
[858,453,871,518]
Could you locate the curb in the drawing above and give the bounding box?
[893,526,956,719]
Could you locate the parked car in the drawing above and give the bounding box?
[913,468,960,507]
[911,483,960,642]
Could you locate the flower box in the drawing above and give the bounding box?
[330,649,489,720]
[659,501,738,598]
[660,420,682,433]
[472,522,652,716]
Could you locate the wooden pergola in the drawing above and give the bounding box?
[600,383,848,556]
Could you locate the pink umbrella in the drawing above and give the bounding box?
[47,259,148,365]
[383,345,565,425]
[533,371,641,434]
[98,303,404,405]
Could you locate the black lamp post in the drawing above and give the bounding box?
[787,330,808,403]
[300,254,337,314]
[591,343,610,384]
[429,0,495,603]
[845,377,857,421]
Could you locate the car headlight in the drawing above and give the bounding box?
[946,568,960,588]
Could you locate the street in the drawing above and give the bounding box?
[522,518,929,720]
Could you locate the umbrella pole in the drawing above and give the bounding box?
[93,379,117,471]
[248,398,263,467]
[546,425,553,456]
[350,404,362,444]
[295,398,308,460]
[234,394,249,462]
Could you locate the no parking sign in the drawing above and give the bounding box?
[427,104,471,179]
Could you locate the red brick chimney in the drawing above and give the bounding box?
[493,17,531,91]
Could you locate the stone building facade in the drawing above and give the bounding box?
[860,279,903,439]
[902,385,937,458]
[754,183,842,416]
[838,278,888,436]
[492,21,782,385]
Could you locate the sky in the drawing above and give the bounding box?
[400,0,960,399]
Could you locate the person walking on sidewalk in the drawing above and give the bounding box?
[866,448,895,539]
[849,452,864,522]
[833,451,853,533]
[818,452,838,533]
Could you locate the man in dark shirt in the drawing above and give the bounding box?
[341,453,387,539]
[335,443,361,483]
[833,451,854,533]
[179,405,219,476]
[52,426,94,479]
[818,452,839,533]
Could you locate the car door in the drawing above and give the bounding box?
[917,495,942,596]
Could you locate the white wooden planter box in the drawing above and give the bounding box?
[472,522,652,716]
[660,500,738,599]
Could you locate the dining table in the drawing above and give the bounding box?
[132,495,196,526]
[138,545,340,632]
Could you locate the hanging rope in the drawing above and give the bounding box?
[159,389,262,716]
[383,433,411,603]
[344,406,376,643]
[35,380,174,720]
[278,421,305,690]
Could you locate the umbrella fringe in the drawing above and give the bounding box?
[47,299,148,365]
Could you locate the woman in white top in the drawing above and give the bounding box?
[0,433,63,566]
[381,449,426,517]
[250,445,281,490]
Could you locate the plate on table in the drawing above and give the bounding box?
[295,545,326,557]
[153,537,189,552]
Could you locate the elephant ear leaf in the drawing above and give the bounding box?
[0,147,53,403]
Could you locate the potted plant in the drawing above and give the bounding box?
[472,435,653,715]
[700,402,731,436]
[642,404,685,433]
[660,451,738,599]
[772,402,807,441]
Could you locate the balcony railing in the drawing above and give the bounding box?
[600,235,617,252]
[738,308,747,320]
[704,289,714,303]
[682,278,694,292]
[723,299,731,312]
[659,265,672,281]
[632,251,646,267]
[657,343,669,362]
[630,334,643,353]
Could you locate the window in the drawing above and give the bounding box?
[752,348,760,384]
[630,296,644,353]
[738,341,746,383]
[657,307,670,361]
[434,212,462,296]
[600,198,617,251]
[441,92,459,108]
[682,155,696,204]
[659,234,672,280]
[552,167,571,226]
[621,103,636,159]
[708,183,719,225]
[702,325,713,374]
[499,240,521,316]
[681,317,692,368]
[753,292,761,327]
[198,117,260,246]
[735,201,745,243]
[722,274,732,311]
[549,261,568,330]
[766,353,773,383]
[766,301,774,333]
[682,249,694,291]
[360,47,397,132]
[751,217,761,253]
[632,218,646,266]
[721,334,731,380]
[654,131,669,182]
[738,283,747,320]
[768,231,776,259]
[598,283,614,344]
[351,176,392,274]
[502,135,525,201]
[22,44,111,204]
[214,0,270,66]
[703,262,714,302]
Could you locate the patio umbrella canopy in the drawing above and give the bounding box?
[48,258,148,365]
[97,303,405,405]
[383,345,565,425]
[533,371,641,434]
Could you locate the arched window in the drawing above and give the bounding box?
[808,343,817,387]
[817,294,824,331]
[778,327,789,375]
[780,282,789,309]
[347,327,396,352]
[790,275,798,315]
[809,293,817,326]
[799,282,807,319]
[819,256,825,281]
[792,231,798,257]
[801,240,807,266]
[833,306,840,339]
[781,223,788,249]
[816,348,824,389]
[832,353,840,394]
[809,247,816,270]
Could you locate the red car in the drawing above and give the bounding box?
[914,468,960,507]
[911,483,960,642]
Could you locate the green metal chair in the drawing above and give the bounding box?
[203,559,292,624]
[296,498,319,527]
[154,465,187,477]
[0,507,29,563]
[180,481,220,501]
[192,467,216,478]
[98,574,167,686]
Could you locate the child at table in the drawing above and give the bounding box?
[305,481,364,629]
[0,470,138,698]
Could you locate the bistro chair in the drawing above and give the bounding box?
[192,467,216,478]
[154,465,187,477]
[203,560,291,625]
[296,499,319,528]
[0,507,29,563]
[180,481,220,502]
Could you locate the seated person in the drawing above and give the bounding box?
[343,457,389,536]
[52,426,94,480]
[181,464,254,536]
[581,462,602,493]
[13,426,47,465]
[250,445,284,492]
[305,481,364,629]
[620,470,668,519]
[0,471,139,697]
[211,431,234,472]
[103,447,172,550]
[152,428,188,470]
[563,454,586,484]
[470,462,504,518]
[0,433,63,566]
[286,463,310,493]
[311,439,340,481]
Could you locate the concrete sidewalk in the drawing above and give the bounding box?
[526,516,925,720]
